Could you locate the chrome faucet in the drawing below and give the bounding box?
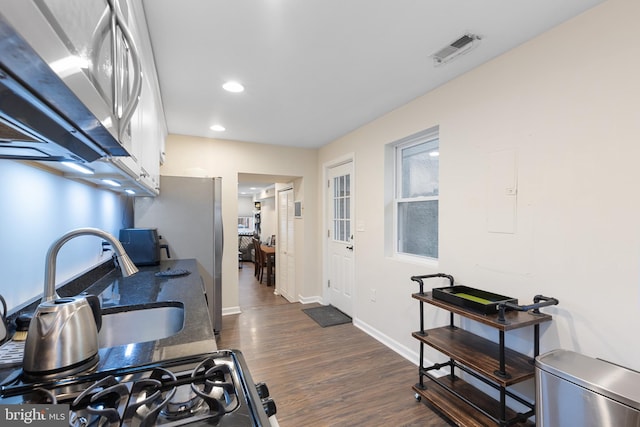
[43,227,139,302]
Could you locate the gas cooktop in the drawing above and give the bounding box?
[0,349,276,426]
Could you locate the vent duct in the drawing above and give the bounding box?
[431,33,481,66]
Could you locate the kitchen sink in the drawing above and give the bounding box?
[98,302,184,348]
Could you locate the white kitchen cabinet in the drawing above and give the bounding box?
[117,0,166,194]
[101,0,166,195]
[86,0,165,196]
[0,0,166,195]
[0,0,140,156]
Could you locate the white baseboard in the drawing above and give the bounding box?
[352,317,448,378]
[222,306,241,316]
[298,294,323,305]
[352,317,420,365]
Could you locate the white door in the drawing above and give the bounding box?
[327,161,354,316]
[277,188,295,301]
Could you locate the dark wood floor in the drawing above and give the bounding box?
[217,262,454,427]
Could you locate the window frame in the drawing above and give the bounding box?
[393,127,439,261]
[332,173,351,243]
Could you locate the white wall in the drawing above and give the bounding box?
[238,195,255,218]
[256,196,276,242]
[160,135,319,311]
[0,161,133,311]
[318,0,640,371]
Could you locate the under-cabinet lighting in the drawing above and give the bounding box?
[101,179,121,187]
[61,161,94,175]
[222,80,244,93]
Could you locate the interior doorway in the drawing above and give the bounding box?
[237,173,300,302]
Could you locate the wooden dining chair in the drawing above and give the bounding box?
[252,238,265,282]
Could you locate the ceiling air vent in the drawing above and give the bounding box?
[431,33,481,66]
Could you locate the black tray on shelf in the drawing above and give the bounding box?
[432,285,518,314]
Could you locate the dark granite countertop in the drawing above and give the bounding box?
[1,259,216,381]
[88,258,217,371]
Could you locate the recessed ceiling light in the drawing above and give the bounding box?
[210,124,226,132]
[125,189,135,195]
[222,81,244,93]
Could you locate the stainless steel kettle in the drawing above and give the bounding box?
[22,228,137,377]
[23,294,101,376]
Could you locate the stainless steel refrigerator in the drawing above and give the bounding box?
[134,176,223,335]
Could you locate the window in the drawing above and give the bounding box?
[237,216,254,230]
[394,128,439,259]
[332,173,351,243]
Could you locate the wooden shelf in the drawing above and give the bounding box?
[412,292,552,331]
[412,327,535,386]
[412,288,552,426]
[413,376,534,427]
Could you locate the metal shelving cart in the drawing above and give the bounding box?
[411,274,558,427]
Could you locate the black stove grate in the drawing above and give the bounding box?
[0,350,275,426]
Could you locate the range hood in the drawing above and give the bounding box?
[0,13,129,162]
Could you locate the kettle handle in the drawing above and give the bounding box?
[0,295,7,343]
[0,295,6,321]
[84,294,102,332]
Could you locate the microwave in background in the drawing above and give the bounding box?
[0,0,141,160]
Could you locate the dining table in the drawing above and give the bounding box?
[260,244,276,286]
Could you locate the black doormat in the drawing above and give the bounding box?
[302,305,352,327]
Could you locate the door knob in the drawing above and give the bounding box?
[346,245,354,251]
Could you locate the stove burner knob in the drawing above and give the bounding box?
[255,382,270,399]
[262,397,277,417]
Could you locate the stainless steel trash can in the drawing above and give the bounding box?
[535,349,640,427]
